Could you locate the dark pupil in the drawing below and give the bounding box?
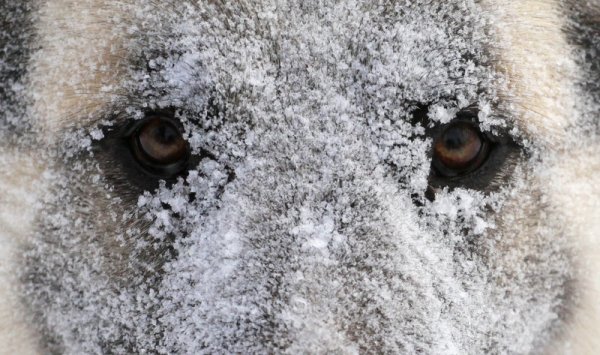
[137,117,187,165]
[443,127,469,150]
[153,124,178,145]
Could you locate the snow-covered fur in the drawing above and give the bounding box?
[0,0,598,353]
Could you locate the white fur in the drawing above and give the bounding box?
[485,0,600,352]
[0,10,127,350]
[0,153,44,355]
[30,0,127,139]
[545,147,600,354]
[484,0,580,144]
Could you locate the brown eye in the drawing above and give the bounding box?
[131,116,190,176]
[432,122,489,177]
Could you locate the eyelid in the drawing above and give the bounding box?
[124,112,182,134]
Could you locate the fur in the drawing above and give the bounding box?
[1,0,598,353]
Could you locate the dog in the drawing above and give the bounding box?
[0,0,598,353]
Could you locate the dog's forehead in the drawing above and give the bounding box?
[31,1,495,137]
[30,0,583,150]
[31,0,577,152]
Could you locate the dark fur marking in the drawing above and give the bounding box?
[0,1,35,138]
[562,1,600,132]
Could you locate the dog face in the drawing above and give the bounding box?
[0,0,598,353]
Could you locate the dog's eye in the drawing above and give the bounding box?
[432,121,489,177]
[417,106,521,196]
[130,115,190,176]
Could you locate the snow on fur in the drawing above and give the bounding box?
[0,0,587,354]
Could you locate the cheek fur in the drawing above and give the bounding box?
[543,145,600,354]
[0,149,46,354]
